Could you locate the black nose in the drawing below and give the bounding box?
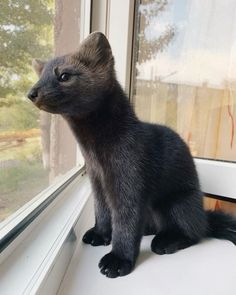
[28,88,38,101]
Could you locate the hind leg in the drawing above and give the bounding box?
[151,231,198,254]
[151,191,207,254]
[143,207,163,236]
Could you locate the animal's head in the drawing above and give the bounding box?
[27,32,115,116]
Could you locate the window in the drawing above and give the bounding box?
[0,0,83,223]
[0,2,90,292]
[104,0,236,201]
[132,0,236,163]
[125,0,236,201]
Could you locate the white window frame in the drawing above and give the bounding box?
[104,0,236,200]
[0,1,92,294]
[0,0,91,254]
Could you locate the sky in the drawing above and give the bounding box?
[137,0,236,88]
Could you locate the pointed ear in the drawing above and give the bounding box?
[32,59,46,76]
[77,32,114,68]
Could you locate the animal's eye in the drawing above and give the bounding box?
[58,73,70,82]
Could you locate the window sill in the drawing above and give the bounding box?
[58,235,236,295]
[0,172,93,295]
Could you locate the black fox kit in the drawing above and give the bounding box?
[28,32,236,278]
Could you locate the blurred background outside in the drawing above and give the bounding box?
[0,0,82,222]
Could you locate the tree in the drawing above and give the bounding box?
[136,0,175,64]
[0,0,54,102]
[0,0,54,170]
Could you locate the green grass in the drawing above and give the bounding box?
[0,137,49,222]
[0,137,41,161]
[0,161,49,221]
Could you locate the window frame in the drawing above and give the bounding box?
[0,166,84,253]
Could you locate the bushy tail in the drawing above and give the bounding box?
[206,210,236,245]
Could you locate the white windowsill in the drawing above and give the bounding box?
[58,166,235,295]
[58,229,236,295]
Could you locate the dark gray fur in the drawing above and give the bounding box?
[28,32,236,278]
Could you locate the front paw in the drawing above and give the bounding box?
[82,227,111,246]
[98,252,133,278]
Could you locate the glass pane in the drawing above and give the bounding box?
[0,0,83,222]
[132,0,236,162]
